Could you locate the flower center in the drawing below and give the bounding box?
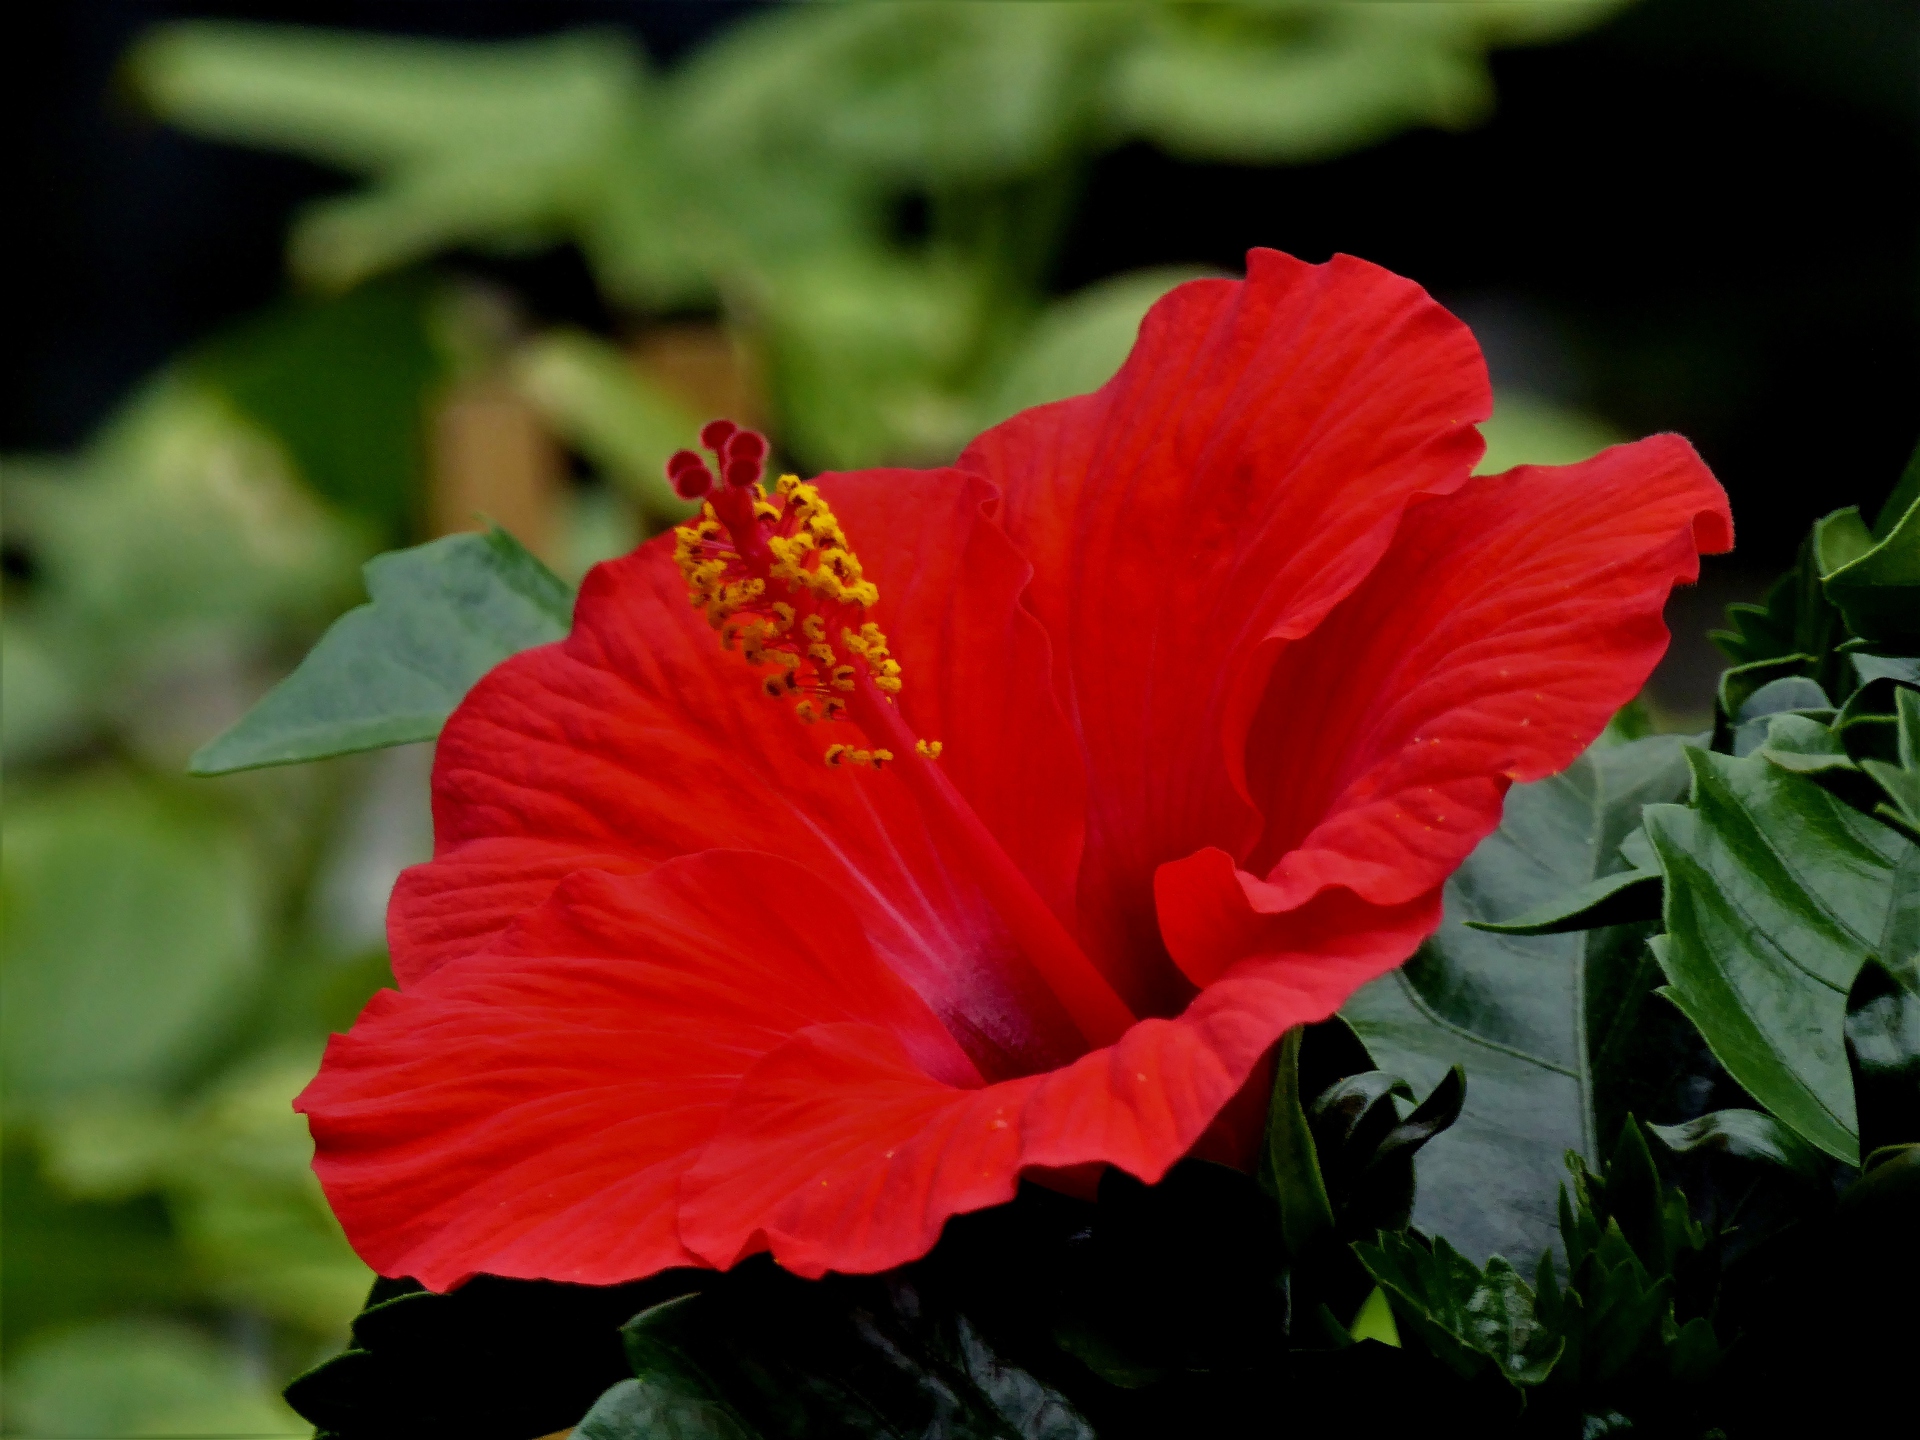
[669,420,940,770]
[667,421,1136,1051]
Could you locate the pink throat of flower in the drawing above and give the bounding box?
[668,421,1136,1052]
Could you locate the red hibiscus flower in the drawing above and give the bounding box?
[297,249,1731,1291]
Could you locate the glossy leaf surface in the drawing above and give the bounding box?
[1647,1109,1826,1182]
[190,529,572,774]
[581,1266,1094,1440]
[1343,735,1691,1265]
[1644,748,1920,1164]
[1352,1232,1562,1387]
[1824,489,1920,649]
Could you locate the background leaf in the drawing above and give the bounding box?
[976,269,1206,429]
[0,1319,300,1439]
[189,528,571,774]
[1,780,264,1112]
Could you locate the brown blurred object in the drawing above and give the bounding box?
[430,376,564,563]
[630,322,764,433]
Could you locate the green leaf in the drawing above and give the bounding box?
[285,1274,673,1439]
[1544,1123,1710,1389]
[133,25,687,301]
[6,376,364,672]
[1,1136,193,1344]
[1860,687,1920,840]
[1308,1064,1466,1239]
[1,779,264,1110]
[190,528,572,775]
[1465,865,1660,936]
[1347,1287,1401,1348]
[1711,529,1850,700]
[1871,436,1920,541]
[1647,1109,1827,1182]
[1644,748,1920,1164]
[1873,439,1920,541]
[1343,734,1693,1266]
[1824,486,1920,649]
[1352,1233,1562,1387]
[1850,651,1920,689]
[41,1049,375,1337]
[604,1266,1094,1440]
[577,1374,757,1440]
[1106,3,1631,165]
[1846,956,1920,1158]
[2,1320,300,1440]
[1814,505,1877,578]
[1755,712,1858,777]
[1262,1026,1335,1260]
[189,272,446,542]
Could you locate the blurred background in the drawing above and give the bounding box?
[3,2,1915,1434]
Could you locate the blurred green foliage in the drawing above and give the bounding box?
[132,0,1625,473]
[5,2,1630,1432]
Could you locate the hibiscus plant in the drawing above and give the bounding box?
[189,254,1918,1438]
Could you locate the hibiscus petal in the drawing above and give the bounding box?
[678,1022,1036,1278]
[389,469,1089,1077]
[1159,435,1731,987]
[299,852,977,1291]
[960,249,1491,1015]
[680,887,1439,1278]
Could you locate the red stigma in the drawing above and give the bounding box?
[666,448,714,499]
[699,418,739,452]
[723,430,767,488]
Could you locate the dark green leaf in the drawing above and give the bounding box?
[1711,527,1850,701]
[1846,955,1920,1156]
[1644,748,1920,1164]
[1850,652,1920,689]
[1261,1026,1335,1261]
[601,1264,1094,1440]
[1860,687,1920,840]
[1546,1125,1710,1390]
[1465,866,1659,936]
[190,528,572,775]
[1824,491,1920,649]
[1870,436,1920,541]
[1814,506,1877,578]
[1647,1109,1827,1182]
[1343,735,1692,1266]
[1736,674,1833,723]
[1835,1142,1920,1230]
[190,273,446,542]
[577,1375,756,1440]
[284,1274,677,1440]
[1352,1233,1562,1387]
[1342,1067,1468,1236]
[580,1294,758,1439]
[1754,712,1858,777]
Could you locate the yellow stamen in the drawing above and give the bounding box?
[673,473,940,770]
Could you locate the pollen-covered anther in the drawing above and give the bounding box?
[825,745,894,770]
[669,419,943,774]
